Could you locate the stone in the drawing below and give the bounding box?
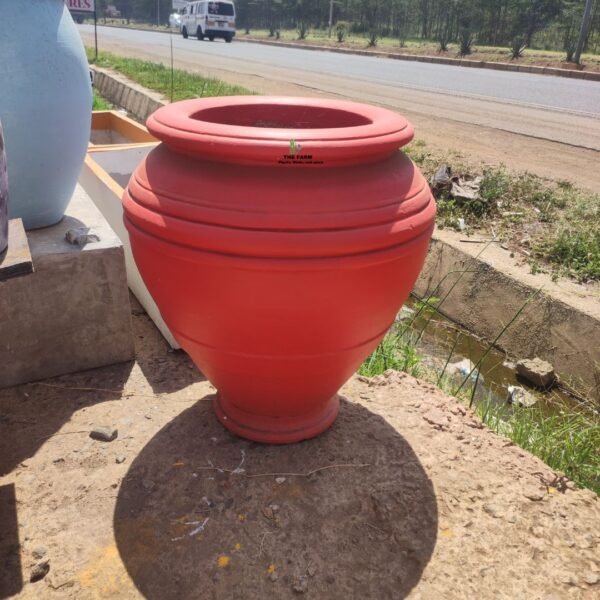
[262,506,275,520]
[275,477,286,484]
[507,385,538,408]
[142,479,155,491]
[30,560,50,582]
[31,546,47,559]
[524,490,544,502]
[396,305,415,322]
[559,574,578,586]
[307,564,317,577]
[65,227,100,247]
[516,358,556,389]
[422,408,449,430]
[292,576,308,594]
[447,358,484,384]
[583,571,600,585]
[115,456,126,464]
[89,426,118,442]
[482,504,503,518]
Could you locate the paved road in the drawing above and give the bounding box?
[80,25,600,178]
[84,25,600,116]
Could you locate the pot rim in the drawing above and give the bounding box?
[146,96,414,166]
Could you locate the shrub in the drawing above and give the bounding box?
[438,30,450,52]
[297,22,309,40]
[335,21,348,43]
[459,29,473,56]
[509,37,527,59]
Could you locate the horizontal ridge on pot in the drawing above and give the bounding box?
[122,147,435,259]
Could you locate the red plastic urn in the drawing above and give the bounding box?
[123,96,436,444]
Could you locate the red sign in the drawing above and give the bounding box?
[65,0,95,12]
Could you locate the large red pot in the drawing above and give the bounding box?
[123,97,435,443]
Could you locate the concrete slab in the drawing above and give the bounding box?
[0,184,135,388]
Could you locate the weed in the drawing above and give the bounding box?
[335,22,348,43]
[438,30,450,52]
[297,22,309,40]
[92,90,111,110]
[509,37,527,59]
[359,330,421,378]
[367,30,378,48]
[459,29,473,56]
[480,399,600,493]
[404,140,600,282]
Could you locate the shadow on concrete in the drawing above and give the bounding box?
[0,484,22,598]
[114,397,438,599]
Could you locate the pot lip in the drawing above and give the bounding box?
[146,96,414,166]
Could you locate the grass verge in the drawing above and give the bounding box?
[86,48,252,101]
[405,140,600,283]
[239,28,600,72]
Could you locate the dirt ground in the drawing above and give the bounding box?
[1,299,599,600]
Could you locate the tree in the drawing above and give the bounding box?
[510,0,564,46]
[574,0,594,63]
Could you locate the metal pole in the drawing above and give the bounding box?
[157,0,160,27]
[328,0,334,38]
[574,0,593,64]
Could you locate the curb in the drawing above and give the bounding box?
[91,65,166,122]
[91,66,600,399]
[237,37,600,82]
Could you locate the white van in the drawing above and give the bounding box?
[180,1,236,43]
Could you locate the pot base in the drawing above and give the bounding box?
[213,393,340,444]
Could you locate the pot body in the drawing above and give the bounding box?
[124,97,435,443]
[0,120,7,253]
[0,0,91,229]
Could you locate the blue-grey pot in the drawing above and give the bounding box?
[0,0,91,229]
[0,119,7,253]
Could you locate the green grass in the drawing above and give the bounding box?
[479,399,600,494]
[358,330,421,378]
[93,90,111,110]
[404,140,600,283]
[86,48,252,101]
[534,194,600,283]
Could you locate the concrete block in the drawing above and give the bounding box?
[0,184,135,388]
